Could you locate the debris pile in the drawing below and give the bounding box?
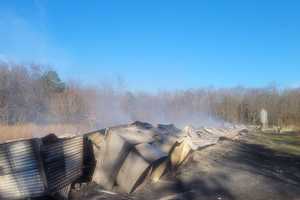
[0,121,247,199]
[86,122,247,194]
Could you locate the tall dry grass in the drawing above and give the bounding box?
[0,124,93,142]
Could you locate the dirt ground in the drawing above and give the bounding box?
[71,132,300,200]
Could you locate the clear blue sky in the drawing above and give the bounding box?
[0,0,300,91]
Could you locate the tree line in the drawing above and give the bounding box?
[0,62,299,128]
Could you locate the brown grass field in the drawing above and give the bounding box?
[0,124,93,142]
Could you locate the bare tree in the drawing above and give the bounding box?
[1,62,300,129]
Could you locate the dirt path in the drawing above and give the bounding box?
[165,138,300,200]
[71,134,300,200]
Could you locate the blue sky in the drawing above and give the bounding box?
[0,0,300,91]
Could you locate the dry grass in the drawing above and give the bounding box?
[0,123,94,142]
[249,131,300,156]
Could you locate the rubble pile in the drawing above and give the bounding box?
[0,121,247,199]
[86,121,248,194]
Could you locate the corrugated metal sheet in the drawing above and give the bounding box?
[0,134,91,199]
[42,136,85,193]
[0,139,45,199]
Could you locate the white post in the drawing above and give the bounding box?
[260,108,268,130]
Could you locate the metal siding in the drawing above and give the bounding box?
[0,139,45,199]
[0,136,87,199]
[42,136,84,193]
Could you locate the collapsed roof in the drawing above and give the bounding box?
[0,121,247,199]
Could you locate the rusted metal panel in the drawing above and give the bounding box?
[0,139,45,199]
[42,136,85,194]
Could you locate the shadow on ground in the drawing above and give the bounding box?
[136,138,300,200]
[71,137,300,200]
[227,141,300,186]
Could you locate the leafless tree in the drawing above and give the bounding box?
[1,62,300,129]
